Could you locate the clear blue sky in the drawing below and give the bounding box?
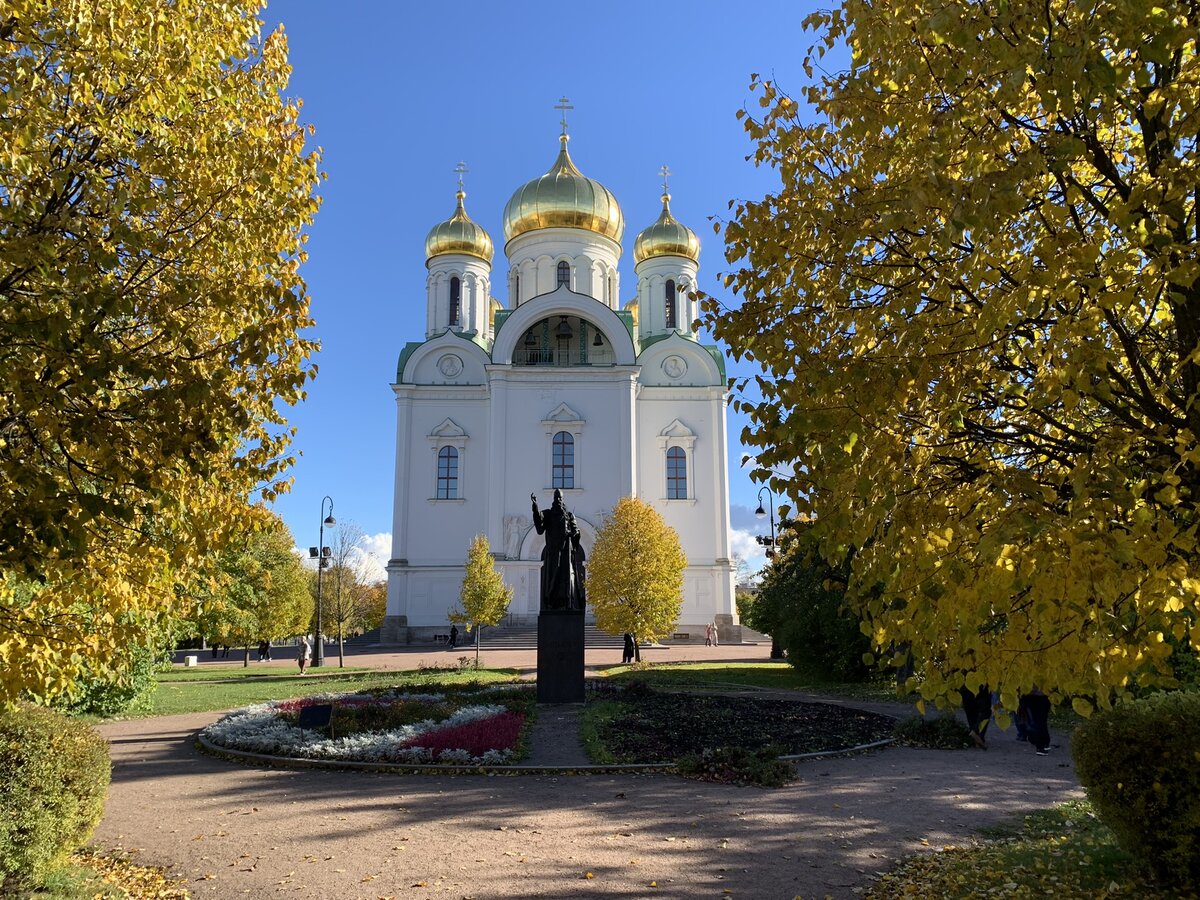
[263,0,832,575]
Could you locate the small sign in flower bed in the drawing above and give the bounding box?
[201,685,534,765]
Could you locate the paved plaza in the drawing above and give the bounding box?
[96,644,1082,899]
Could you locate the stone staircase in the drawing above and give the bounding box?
[450,624,625,651]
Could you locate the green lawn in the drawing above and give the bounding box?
[600,661,904,701]
[130,667,522,718]
[157,664,371,682]
[866,801,1179,899]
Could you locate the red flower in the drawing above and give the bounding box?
[400,711,526,760]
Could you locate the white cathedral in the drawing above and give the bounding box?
[383,127,740,644]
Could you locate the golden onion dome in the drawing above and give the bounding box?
[503,136,624,244]
[425,190,494,264]
[634,192,700,264]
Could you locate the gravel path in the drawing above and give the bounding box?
[94,690,1082,899]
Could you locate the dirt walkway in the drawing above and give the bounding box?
[94,689,1081,900]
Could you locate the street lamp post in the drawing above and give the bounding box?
[755,486,777,560]
[755,486,785,660]
[308,496,336,668]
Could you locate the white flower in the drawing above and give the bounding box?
[201,694,518,765]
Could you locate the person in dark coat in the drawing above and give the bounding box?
[622,632,636,665]
[1024,686,1052,755]
[959,684,992,748]
[448,624,458,648]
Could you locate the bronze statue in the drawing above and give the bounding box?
[531,490,583,611]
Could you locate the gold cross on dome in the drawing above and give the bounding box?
[454,161,468,192]
[554,96,574,135]
[659,164,672,193]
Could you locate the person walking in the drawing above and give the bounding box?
[298,635,312,675]
[448,624,459,649]
[704,623,713,647]
[1025,686,1052,755]
[710,622,719,647]
[958,684,992,749]
[622,632,636,665]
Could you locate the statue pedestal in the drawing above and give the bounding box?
[537,610,585,703]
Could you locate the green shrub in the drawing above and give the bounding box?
[58,639,162,717]
[676,745,796,787]
[893,715,974,749]
[1072,691,1200,887]
[0,705,111,892]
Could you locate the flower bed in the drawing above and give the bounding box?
[201,686,532,765]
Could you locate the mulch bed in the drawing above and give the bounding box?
[593,687,894,762]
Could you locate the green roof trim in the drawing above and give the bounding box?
[395,330,491,383]
[396,342,423,382]
[703,344,727,380]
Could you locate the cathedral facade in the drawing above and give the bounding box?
[384,131,739,643]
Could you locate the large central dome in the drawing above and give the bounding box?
[502,136,624,244]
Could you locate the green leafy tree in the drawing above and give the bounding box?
[0,1,320,704]
[450,535,513,665]
[589,497,687,661]
[701,0,1200,714]
[193,509,312,666]
[742,522,872,682]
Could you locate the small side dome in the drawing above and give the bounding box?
[634,193,700,264]
[503,136,624,244]
[623,297,639,329]
[425,190,494,264]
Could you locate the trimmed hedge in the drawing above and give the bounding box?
[1072,691,1200,887]
[0,705,111,892]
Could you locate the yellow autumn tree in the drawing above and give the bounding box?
[588,497,687,657]
[0,1,321,705]
[451,534,513,664]
[700,0,1200,715]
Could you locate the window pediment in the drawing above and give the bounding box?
[428,418,468,442]
[657,418,696,449]
[541,403,585,428]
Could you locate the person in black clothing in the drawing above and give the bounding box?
[958,684,992,749]
[448,624,458,649]
[622,632,636,665]
[1024,686,1052,755]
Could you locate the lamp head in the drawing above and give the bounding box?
[324,515,336,527]
[755,504,766,518]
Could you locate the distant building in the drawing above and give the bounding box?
[385,128,738,643]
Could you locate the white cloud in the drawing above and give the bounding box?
[348,532,390,584]
[292,532,390,584]
[731,526,767,575]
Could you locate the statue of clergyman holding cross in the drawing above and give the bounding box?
[531,490,584,611]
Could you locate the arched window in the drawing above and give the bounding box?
[514,273,520,304]
[556,260,570,287]
[552,431,574,489]
[665,279,677,329]
[449,276,461,326]
[666,446,687,499]
[437,446,458,499]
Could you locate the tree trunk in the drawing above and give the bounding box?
[243,645,250,667]
[475,625,481,667]
[634,636,641,663]
[338,626,345,668]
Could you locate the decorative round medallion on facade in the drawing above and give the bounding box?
[437,354,464,378]
[634,193,700,264]
[425,191,494,263]
[663,356,688,379]
[502,136,624,244]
